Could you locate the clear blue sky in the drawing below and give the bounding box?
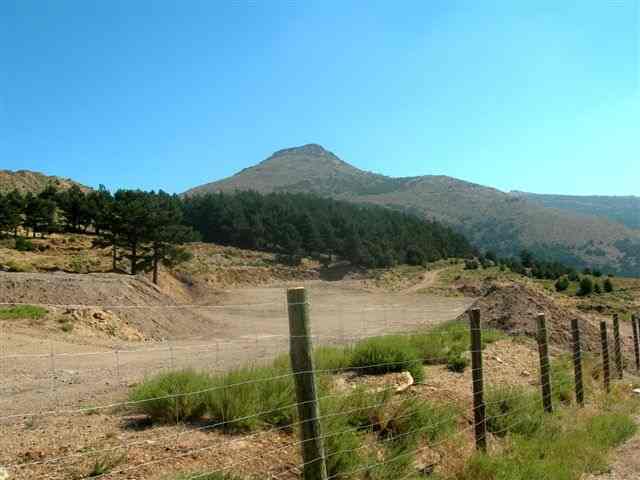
[1,1,638,195]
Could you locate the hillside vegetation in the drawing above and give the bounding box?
[0,169,88,194]
[1,185,473,282]
[185,144,640,276]
[514,191,640,230]
[183,190,473,268]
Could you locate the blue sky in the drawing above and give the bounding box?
[1,1,638,195]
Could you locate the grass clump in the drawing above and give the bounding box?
[87,453,126,477]
[207,365,297,432]
[485,386,544,438]
[313,345,353,372]
[0,304,48,320]
[458,411,636,480]
[550,356,576,405]
[320,388,382,479]
[380,396,457,444]
[128,369,211,423]
[168,474,244,480]
[351,336,425,382]
[407,321,503,366]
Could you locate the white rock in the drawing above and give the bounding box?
[0,466,9,480]
[395,372,414,393]
[633,388,640,395]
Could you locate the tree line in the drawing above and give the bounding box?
[0,185,198,284]
[3,184,590,281]
[181,190,475,268]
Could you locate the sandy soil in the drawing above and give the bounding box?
[0,272,473,419]
[0,339,534,480]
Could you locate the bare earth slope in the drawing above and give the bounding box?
[0,169,89,194]
[184,144,640,276]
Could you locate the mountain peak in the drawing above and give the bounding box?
[271,143,331,158]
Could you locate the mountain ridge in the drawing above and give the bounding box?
[184,144,640,276]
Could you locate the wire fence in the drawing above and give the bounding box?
[0,292,638,480]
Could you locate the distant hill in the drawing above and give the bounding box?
[0,169,89,195]
[512,191,640,231]
[185,144,640,276]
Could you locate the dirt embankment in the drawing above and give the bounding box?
[0,272,213,340]
[458,282,634,357]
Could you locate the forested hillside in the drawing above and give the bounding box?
[186,144,640,276]
[1,185,474,275]
[182,191,474,267]
[513,191,640,230]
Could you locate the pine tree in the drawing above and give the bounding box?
[86,185,113,236]
[0,192,23,236]
[24,193,56,238]
[4,190,25,237]
[58,185,90,232]
[145,192,198,285]
[112,190,153,275]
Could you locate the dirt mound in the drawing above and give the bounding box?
[458,283,602,352]
[0,271,176,306]
[0,272,218,340]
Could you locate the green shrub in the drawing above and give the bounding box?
[603,278,614,293]
[555,276,570,292]
[60,320,74,333]
[594,282,602,294]
[446,351,469,373]
[15,237,35,252]
[0,305,48,320]
[351,336,424,382]
[485,386,544,438]
[128,370,211,423]
[578,277,594,296]
[464,259,480,270]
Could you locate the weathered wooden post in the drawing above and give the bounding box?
[612,314,623,379]
[600,321,611,393]
[469,308,487,452]
[632,314,640,372]
[287,287,328,480]
[536,313,553,413]
[571,319,584,407]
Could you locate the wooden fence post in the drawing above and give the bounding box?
[287,287,328,480]
[612,314,623,379]
[632,314,640,372]
[469,308,487,452]
[571,319,584,407]
[536,314,553,413]
[600,321,611,393]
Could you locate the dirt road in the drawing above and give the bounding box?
[0,277,474,419]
